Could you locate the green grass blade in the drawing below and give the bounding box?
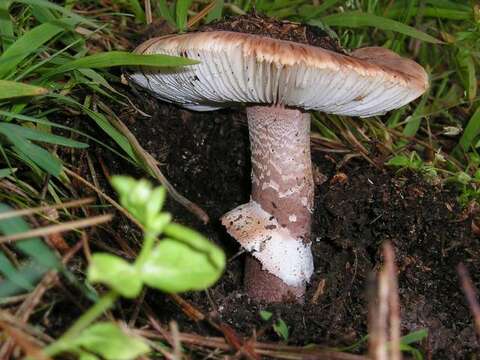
[0,22,64,79]
[12,0,98,28]
[83,108,137,161]
[315,12,442,44]
[0,129,63,175]
[0,123,88,148]
[44,51,199,77]
[425,0,471,11]
[0,252,34,292]
[205,0,224,23]
[299,0,341,20]
[176,0,193,31]
[459,106,480,151]
[400,328,428,345]
[386,7,472,20]
[0,108,136,165]
[0,264,47,297]
[0,0,13,51]
[121,0,146,22]
[0,203,59,283]
[0,168,16,178]
[156,0,176,27]
[403,94,428,138]
[456,50,477,102]
[0,80,48,99]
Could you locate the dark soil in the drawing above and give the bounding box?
[199,13,344,53]
[76,15,480,359]
[101,92,480,359]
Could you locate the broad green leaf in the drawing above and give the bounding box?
[45,51,199,77]
[71,322,150,360]
[141,237,224,293]
[273,319,289,341]
[164,223,225,260]
[0,80,47,99]
[314,12,442,44]
[0,123,87,148]
[176,0,193,31]
[79,353,99,360]
[0,22,64,78]
[259,310,273,321]
[88,254,142,298]
[460,107,480,151]
[111,176,171,233]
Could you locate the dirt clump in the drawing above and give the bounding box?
[199,13,344,53]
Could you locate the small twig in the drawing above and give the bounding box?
[128,288,146,328]
[457,263,480,336]
[170,321,182,360]
[170,294,205,322]
[369,242,402,360]
[0,214,113,244]
[0,320,52,360]
[144,0,152,24]
[384,242,401,360]
[139,329,367,360]
[310,278,326,305]
[187,1,217,28]
[376,263,389,360]
[228,248,246,263]
[0,197,94,221]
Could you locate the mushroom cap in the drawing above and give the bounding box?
[129,31,429,117]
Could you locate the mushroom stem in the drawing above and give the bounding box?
[248,105,313,241]
[222,105,314,302]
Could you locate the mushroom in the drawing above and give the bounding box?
[128,22,428,303]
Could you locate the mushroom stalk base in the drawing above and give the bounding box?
[222,105,314,303]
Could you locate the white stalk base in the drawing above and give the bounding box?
[221,200,314,287]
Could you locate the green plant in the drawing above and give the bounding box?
[42,176,225,359]
[259,310,289,341]
[336,328,428,359]
[386,151,438,178]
